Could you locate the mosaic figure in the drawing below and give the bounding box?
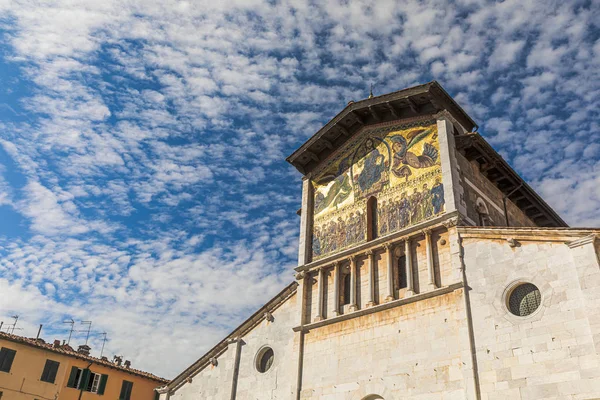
[431,178,445,214]
[390,128,439,181]
[314,157,352,215]
[355,139,387,193]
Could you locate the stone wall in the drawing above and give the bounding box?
[167,293,299,400]
[300,290,470,399]
[462,231,600,399]
[455,153,535,227]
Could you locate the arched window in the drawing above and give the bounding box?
[476,198,491,227]
[362,395,384,400]
[366,196,378,241]
[342,273,351,305]
[398,255,407,289]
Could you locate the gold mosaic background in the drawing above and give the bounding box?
[311,122,445,259]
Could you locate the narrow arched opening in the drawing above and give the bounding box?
[398,254,407,289]
[342,273,351,305]
[366,196,378,241]
[476,197,492,227]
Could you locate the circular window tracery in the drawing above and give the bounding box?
[256,347,274,373]
[508,283,541,317]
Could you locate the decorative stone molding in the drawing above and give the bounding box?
[567,234,598,248]
[264,311,274,322]
[442,217,458,229]
[507,238,519,248]
[295,271,306,280]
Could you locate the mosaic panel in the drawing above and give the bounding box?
[311,122,445,260]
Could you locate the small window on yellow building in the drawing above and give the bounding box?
[119,380,134,400]
[67,367,108,395]
[0,348,16,373]
[40,359,60,383]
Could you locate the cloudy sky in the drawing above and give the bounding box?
[0,0,598,378]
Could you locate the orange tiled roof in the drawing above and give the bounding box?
[0,331,168,383]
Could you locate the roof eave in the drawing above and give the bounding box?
[286,81,477,176]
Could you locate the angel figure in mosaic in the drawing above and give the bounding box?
[314,156,352,215]
[390,128,439,181]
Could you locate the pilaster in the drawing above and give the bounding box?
[298,177,314,267]
[437,116,467,219]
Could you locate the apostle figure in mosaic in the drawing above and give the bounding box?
[409,188,421,224]
[431,178,445,215]
[421,183,434,219]
[312,226,321,257]
[399,192,410,228]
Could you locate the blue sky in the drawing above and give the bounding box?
[0,0,598,378]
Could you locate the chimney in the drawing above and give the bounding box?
[53,340,61,348]
[124,360,131,368]
[113,355,122,366]
[101,356,108,361]
[77,344,91,356]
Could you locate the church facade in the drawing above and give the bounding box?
[157,82,600,400]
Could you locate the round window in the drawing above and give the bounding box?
[508,283,541,317]
[256,347,274,373]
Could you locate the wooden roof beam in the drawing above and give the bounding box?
[351,111,365,125]
[368,106,380,121]
[305,151,319,162]
[337,124,349,136]
[385,102,399,118]
[406,97,420,114]
[321,138,334,150]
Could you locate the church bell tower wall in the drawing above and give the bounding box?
[454,152,537,227]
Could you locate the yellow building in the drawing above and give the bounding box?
[0,332,167,400]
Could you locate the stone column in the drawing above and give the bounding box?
[348,256,358,311]
[405,239,415,296]
[424,229,437,290]
[331,262,340,317]
[314,268,325,322]
[297,177,314,267]
[384,243,395,302]
[366,250,376,307]
[295,271,308,326]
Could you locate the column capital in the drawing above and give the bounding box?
[442,217,458,229]
[365,249,374,256]
[383,242,394,250]
[348,254,359,263]
[295,271,306,280]
[421,228,433,237]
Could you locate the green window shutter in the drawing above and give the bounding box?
[40,360,51,381]
[48,361,60,383]
[154,390,160,400]
[119,380,133,400]
[66,366,79,388]
[80,368,91,390]
[97,374,108,395]
[0,348,16,373]
[41,360,59,383]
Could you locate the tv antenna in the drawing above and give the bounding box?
[63,319,75,345]
[79,321,92,345]
[6,315,19,334]
[100,332,108,358]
